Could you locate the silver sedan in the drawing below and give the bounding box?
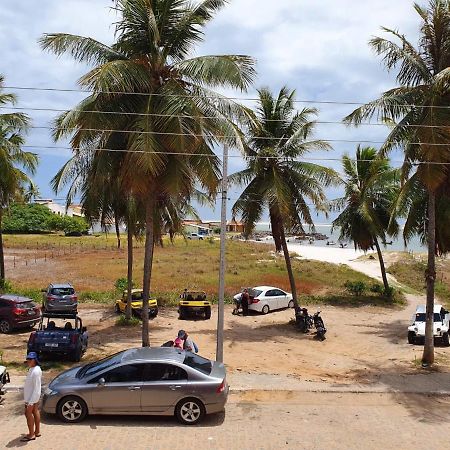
[42,347,228,425]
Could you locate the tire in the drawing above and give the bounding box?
[150,308,159,318]
[204,306,211,320]
[175,398,205,425]
[288,300,295,309]
[0,319,12,334]
[261,305,270,315]
[442,332,450,347]
[179,307,186,320]
[57,396,88,423]
[407,331,416,345]
[114,304,121,314]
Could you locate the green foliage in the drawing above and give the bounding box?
[2,203,88,234]
[344,280,367,296]
[114,277,133,291]
[213,227,221,234]
[116,315,140,327]
[370,283,384,294]
[0,278,12,292]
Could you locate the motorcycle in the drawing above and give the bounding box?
[312,310,327,340]
[295,307,313,333]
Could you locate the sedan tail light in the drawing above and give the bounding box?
[12,307,27,316]
[251,298,259,304]
[216,380,226,394]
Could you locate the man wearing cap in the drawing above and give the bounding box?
[22,352,42,441]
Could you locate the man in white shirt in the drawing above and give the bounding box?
[22,352,42,442]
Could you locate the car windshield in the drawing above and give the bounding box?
[415,313,442,322]
[183,353,212,375]
[51,287,75,296]
[249,289,262,298]
[78,351,125,378]
[131,292,143,301]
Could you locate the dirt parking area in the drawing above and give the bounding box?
[2,294,449,384]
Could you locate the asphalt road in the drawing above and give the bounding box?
[1,390,450,450]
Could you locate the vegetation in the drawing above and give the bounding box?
[40,0,255,347]
[230,87,338,310]
[0,76,38,285]
[116,315,141,327]
[332,146,399,295]
[344,0,450,366]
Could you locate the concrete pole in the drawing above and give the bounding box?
[216,144,228,363]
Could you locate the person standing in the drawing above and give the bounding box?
[241,289,250,316]
[22,352,42,442]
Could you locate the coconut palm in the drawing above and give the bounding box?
[332,146,399,293]
[0,76,38,286]
[230,87,338,309]
[41,0,255,345]
[344,0,450,365]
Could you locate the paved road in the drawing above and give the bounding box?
[1,391,449,450]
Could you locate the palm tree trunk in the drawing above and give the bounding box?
[373,237,390,293]
[269,208,282,252]
[142,195,155,347]
[0,209,5,286]
[114,210,121,249]
[279,220,299,310]
[125,221,133,320]
[422,190,436,366]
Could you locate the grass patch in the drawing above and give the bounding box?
[300,292,406,308]
[115,315,140,327]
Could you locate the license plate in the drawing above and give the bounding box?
[28,311,35,315]
[45,343,58,347]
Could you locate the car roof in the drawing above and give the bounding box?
[121,347,186,364]
[0,294,34,303]
[50,283,73,289]
[415,305,443,314]
[253,286,279,291]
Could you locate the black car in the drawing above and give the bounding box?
[27,313,88,362]
[0,295,41,333]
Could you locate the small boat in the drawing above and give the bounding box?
[326,241,336,246]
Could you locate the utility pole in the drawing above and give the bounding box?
[216,144,228,363]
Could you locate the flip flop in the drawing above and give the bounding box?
[35,434,41,438]
[20,436,36,442]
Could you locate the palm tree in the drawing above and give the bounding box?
[230,87,338,309]
[344,0,450,365]
[332,146,399,293]
[41,0,255,346]
[0,76,38,286]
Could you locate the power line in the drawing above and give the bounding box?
[3,84,450,109]
[22,144,450,165]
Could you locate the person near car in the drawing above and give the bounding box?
[174,337,183,349]
[241,289,250,316]
[178,330,198,353]
[22,352,42,442]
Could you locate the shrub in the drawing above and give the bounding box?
[344,280,367,296]
[114,278,132,291]
[370,283,384,294]
[0,279,12,292]
[115,315,140,327]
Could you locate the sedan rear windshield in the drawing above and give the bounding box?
[51,288,75,296]
[183,354,212,375]
[249,289,262,298]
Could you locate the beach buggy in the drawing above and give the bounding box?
[178,290,211,320]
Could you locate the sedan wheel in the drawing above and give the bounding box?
[261,305,270,315]
[57,396,88,423]
[176,398,205,425]
[0,319,11,334]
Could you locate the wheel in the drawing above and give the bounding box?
[199,237,203,241]
[261,305,270,315]
[442,332,450,347]
[288,300,295,309]
[408,331,416,345]
[179,307,186,320]
[204,306,211,320]
[115,304,121,314]
[0,319,12,334]
[150,307,159,318]
[175,398,205,425]
[57,396,88,423]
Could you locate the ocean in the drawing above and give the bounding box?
[254,223,426,253]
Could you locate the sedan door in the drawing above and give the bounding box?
[88,363,144,413]
[140,363,188,413]
[273,289,289,308]
[264,290,281,311]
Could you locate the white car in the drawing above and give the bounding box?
[408,304,449,346]
[187,233,204,240]
[233,286,294,315]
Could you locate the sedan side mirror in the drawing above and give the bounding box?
[98,378,106,386]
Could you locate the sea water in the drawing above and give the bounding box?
[254,223,426,253]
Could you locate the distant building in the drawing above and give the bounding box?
[226,219,244,233]
[34,199,84,218]
[182,219,245,234]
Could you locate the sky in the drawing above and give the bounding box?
[0,0,422,222]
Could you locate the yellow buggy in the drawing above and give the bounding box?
[178,291,211,320]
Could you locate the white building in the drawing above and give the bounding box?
[34,199,84,218]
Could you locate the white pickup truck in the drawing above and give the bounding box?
[408,305,450,346]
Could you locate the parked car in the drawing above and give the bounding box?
[115,289,158,318]
[0,364,10,396]
[42,347,228,425]
[0,295,41,334]
[187,233,204,240]
[27,313,88,361]
[233,286,294,315]
[179,291,211,320]
[42,283,78,313]
[408,305,449,346]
